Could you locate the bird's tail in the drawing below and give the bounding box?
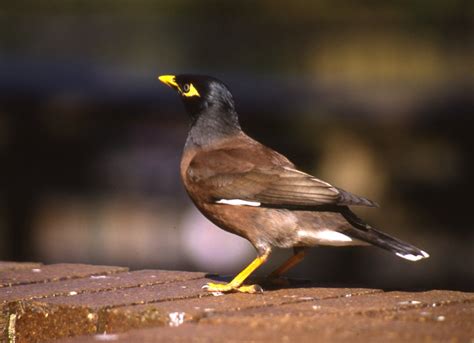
[341,208,429,262]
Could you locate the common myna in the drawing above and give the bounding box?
[159,74,429,293]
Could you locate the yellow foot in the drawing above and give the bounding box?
[202,282,263,294]
[236,284,263,293]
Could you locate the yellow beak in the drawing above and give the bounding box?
[158,75,179,89]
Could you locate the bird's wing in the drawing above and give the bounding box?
[186,146,378,208]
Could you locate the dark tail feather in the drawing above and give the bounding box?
[341,208,429,262]
[337,188,380,208]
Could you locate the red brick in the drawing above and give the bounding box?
[0,263,128,288]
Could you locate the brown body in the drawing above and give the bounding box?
[180,132,359,255]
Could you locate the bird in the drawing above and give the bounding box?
[158,74,429,294]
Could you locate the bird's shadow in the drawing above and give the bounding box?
[204,273,473,293]
[204,273,311,290]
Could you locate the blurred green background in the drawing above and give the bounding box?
[1,1,473,290]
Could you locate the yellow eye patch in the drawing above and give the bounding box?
[182,83,200,97]
[158,75,200,97]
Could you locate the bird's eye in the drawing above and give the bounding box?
[180,83,200,97]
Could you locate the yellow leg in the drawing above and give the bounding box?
[203,251,270,294]
[268,248,306,279]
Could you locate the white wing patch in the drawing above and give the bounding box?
[396,250,430,262]
[314,230,353,242]
[298,229,356,246]
[215,199,261,207]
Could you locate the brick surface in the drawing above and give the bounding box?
[1,262,473,343]
[102,286,380,333]
[60,299,474,343]
[9,277,213,342]
[0,269,205,304]
[2,269,206,342]
[217,289,474,318]
[1,263,128,341]
[0,262,43,272]
[0,263,128,288]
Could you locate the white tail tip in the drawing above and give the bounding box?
[396,250,430,262]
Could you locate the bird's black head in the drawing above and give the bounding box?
[159,74,237,119]
[159,74,241,146]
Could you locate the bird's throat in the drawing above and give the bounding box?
[186,108,242,148]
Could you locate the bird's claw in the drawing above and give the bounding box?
[202,282,263,294]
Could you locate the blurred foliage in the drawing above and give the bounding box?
[1,1,472,74]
